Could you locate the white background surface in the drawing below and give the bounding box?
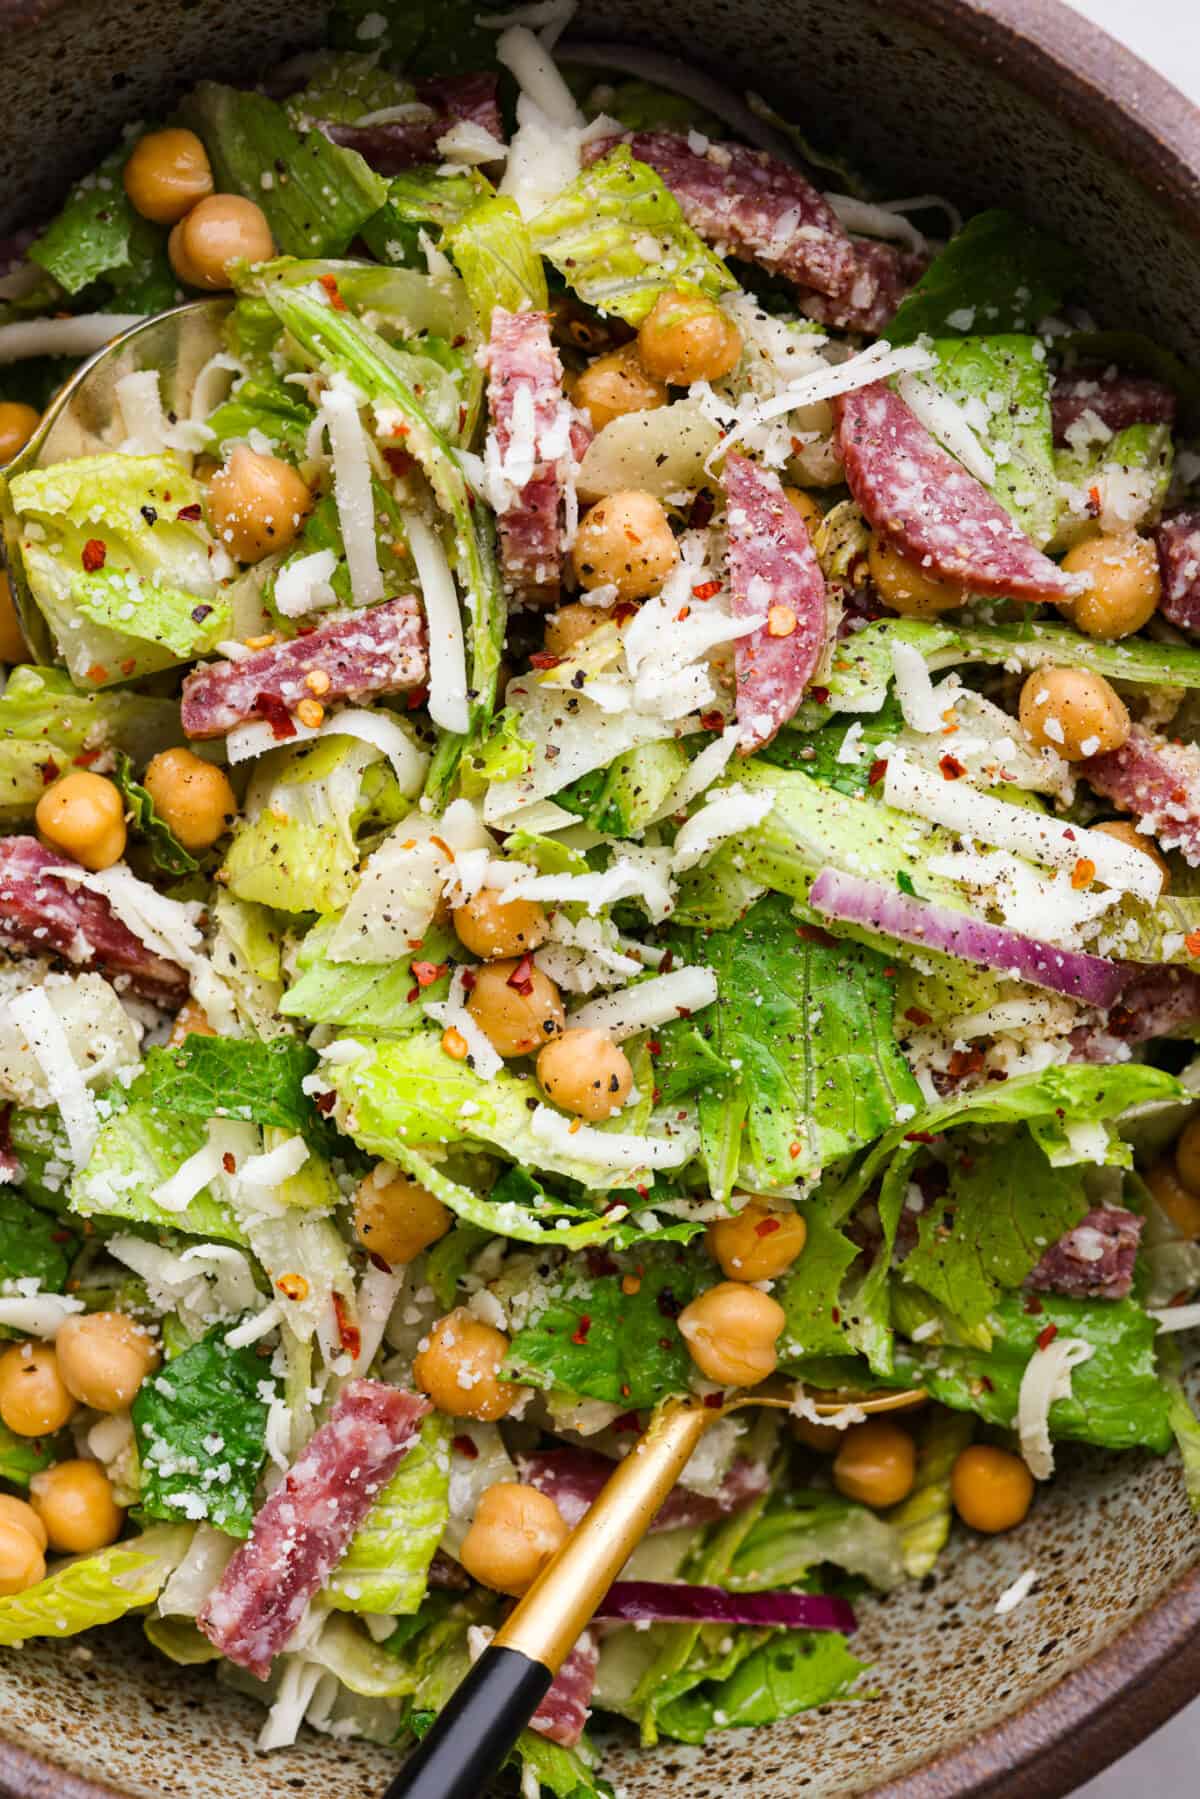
[1024,11,1199,1792]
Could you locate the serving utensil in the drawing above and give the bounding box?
[0,298,230,663]
[386,1379,925,1799]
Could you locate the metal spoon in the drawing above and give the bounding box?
[0,299,230,663]
[386,1378,925,1799]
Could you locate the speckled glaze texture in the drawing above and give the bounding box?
[0,0,1198,1794]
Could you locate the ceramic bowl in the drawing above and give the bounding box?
[0,1,1199,1793]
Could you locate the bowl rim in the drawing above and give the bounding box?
[1,1,1200,1796]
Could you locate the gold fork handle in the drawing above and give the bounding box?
[494,1393,714,1673]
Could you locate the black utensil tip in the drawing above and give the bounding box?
[383,1644,554,1799]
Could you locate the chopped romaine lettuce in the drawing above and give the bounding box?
[325,1412,450,1613]
[28,143,174,308]
[652,1627,864,1742]
[281,916,453,1032]
[728,1485,905,1593]
[133,1327,272,1535]
[444,194,549,327]
[1054,420,1173,550]
[9,454,230,687]
[0,664,181,824]
[113,751,199,876]
[884,1408,973,1579]
[1165,1365,1200,1514]
[0,1525,193,1646]
[558,739,690,839]
[924,335,1056,546]
[204,372,316,460]
[0,1187,75,1291]
[0,1421,62,1488]
[362,168,494,269]
[886,209,1077,344]
[69,1103,247,1243]
[511,1731,613,1799]
[285,51,416,127]
[529,146,737,324]
[130,1037,334,1148]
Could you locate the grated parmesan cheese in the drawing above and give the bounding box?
[895,372,996,486]
[1017,1335,1095,1479]
[671,783,775,873]
[320,381,384,608]
[0,1293,84,1338]
[406,511,469,735]
[7,987,100,1165]
[273,548,339,619]
[530,1104,698,1169]
[890,638,943,733]
[569,966,719,1040]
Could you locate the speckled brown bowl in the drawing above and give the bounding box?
[1,0,1200,1793]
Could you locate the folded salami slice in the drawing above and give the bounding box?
[0,836,187,1004]
[517,1446,770,1532]
[583,131,858,301]
[1080,724,1200,865]
[483,308,585,603]
[1027,1206,1143,1301]
[1069,964,1200,1064]
[180,597,427,739]
[834,381,1086,604]
[198,1382,429,1678]
[794,238,929,336]
[530,1633,599,1749]
[1155,510,1200,634]
[723,452,827,750]
[324,73,502,173]
[1051,369,1177,447]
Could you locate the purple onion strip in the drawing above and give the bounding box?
[595,1580,857,1633]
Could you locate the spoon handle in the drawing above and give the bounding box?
[384,1396,713,1798]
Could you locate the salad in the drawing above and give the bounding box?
[0,0,1199,1790]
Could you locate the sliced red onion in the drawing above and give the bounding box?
[808,869,1129,1009]
[596,1581,857,1632]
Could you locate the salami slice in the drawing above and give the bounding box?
[180,597,427,739]
[723,451,828,750]
[1026,1206,1142,1301]
[0,836,187,1004]
[1155,510,1200,635]
[530,1633,599,1748]
[324,73,502,172]
[834,381,1086,604]
[198,1382,429,1678]
[1069,964,1200,1063]
[1051,369,1177,447]
[582,131,857,302]
[1080,724,1200,865]
[483,308,584,603]
[517,1446,770,1532]
[795,238,929,336]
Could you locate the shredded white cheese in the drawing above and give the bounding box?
[424,967,504,1079]
[705,338,937,461]
[671,783,775,873]
[1148,1301,1200,1333]
[530,1104,698,1169]
[890,639,943,733]
[116,368,212,455]
[569,967,719,1041]
[494,24,581,128]
[1017,1335,1095,1479]
[7,987,99,1165]
[273,548,339,619]
[896,372,996,486]
[994,1567,1039,1616]
[406,511,470,735]
[320,381,384,608]
[0,313,146,364]
[0,1294,83,1338]
[151,1135,228,1215]
[502,851,675,921]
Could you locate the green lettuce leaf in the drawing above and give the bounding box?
[728,1485,905,1593]
[0,1525,193,1646]
[112,751,199,876]
[653,1628,864,1742]
[329,0,507,75]
[925,335,1056,546]
[886,209,1076,345]
[265,483,418,625]
[512,1731,613,1799]
[0,664,181,825]
[133,1327,272,1536]
[0,1421,62,1487]
[203,372,316,460]
[281,916,453,1033]
[325,1412,450,1613]
[529,146,736,324]
[129,1036,330,1145]
[777,1199,876,1363]
[28,144,173,305]
[457,704,535,798]
[69,1102,246,1243]
[180,83,388,257]
[756,698,902,795]
[0,1188,75,1291]
[9,454,229,687]
[385,1143,619,1250]
[1165,1366,1200,1513]
[362,168,494,269]
[883,1407,973,1579]
[286,51,415,127]
[1054,420,1174,550]
[444,195,549,327]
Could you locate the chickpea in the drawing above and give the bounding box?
[537,1027,633,1121]
[168,998,216,1048]
[0,1520,44,1596]
[168,194,274,290]
[791,1417,842,1453]
[706,1200,808,1282]
[143,746,237,851]
[460,1481,570,1596]
[571,491,679,603]
[1145,1156,1200,1239]
[1017,666,1129,762]
[543,603,612,659]
[452,889,549,961]
[30,1460,124,1554]
[0,1344,76,1438]
[677,1281,786,1389]
[353,1170,451,1267]
[832,1418,916,1509]
[573,343,668,431]
[0,572,27,663]
[637,290,743,386]
[783,487,823,538]
[122,128,214,225]
[54,1312,160,1413]
[36,769,126,871]
[1091,819,1170,891]
[467,958,564,1058]
[950,1443,1034,1533]
[0,401,39,464]
[868,537,965,616]
[1060,532,1160,639]
[0,1494,46,1550]
[1177,1118,1200,1198]
[412,1308,517,1421]
[206,445,312,563]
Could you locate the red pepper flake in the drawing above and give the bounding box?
[1087,483,1102,515]
[754,1217,782,1238]
[571,1314,592,1345]
[946,1047,984,1080]
[442,1026,469,1060]
[71,748,101,767]
[788,1142,802,1159]
[796,923,835,946]
[529,651,562,670]
[507,954,535,995]
[905,1130,938,1144]
[675,604,691,622]
[333,1292,362,1360]
[318,272,347,311]
[407,686,429,710]
[904,1006,931,1027]
[810,686,830,705]
[412,960,445,988]
[767,604,797,638]
[452,1434,479,1459]
[939,754,966,780]
[1036,1321,1059,1351]
[1023,1294,1044,1315]
[699,709,725,732]
[660,950,674,974]
[383,446,414,478]
[38,759,59,785]
[703,1390,726,1409]
[176,502,203,522]
[691,579,721,601]
[646,1039,662,1057]
[1185,931,1200,958]
[868,758,888,786]
[222,1152,237,1174]
[1071,857,1096,891]
[635,1183,650,1200]
[460,968,477,992]
[255,691,297,740]
[406,986,419,1004]
[314,1091,336,1115]
[81,538,106,573]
